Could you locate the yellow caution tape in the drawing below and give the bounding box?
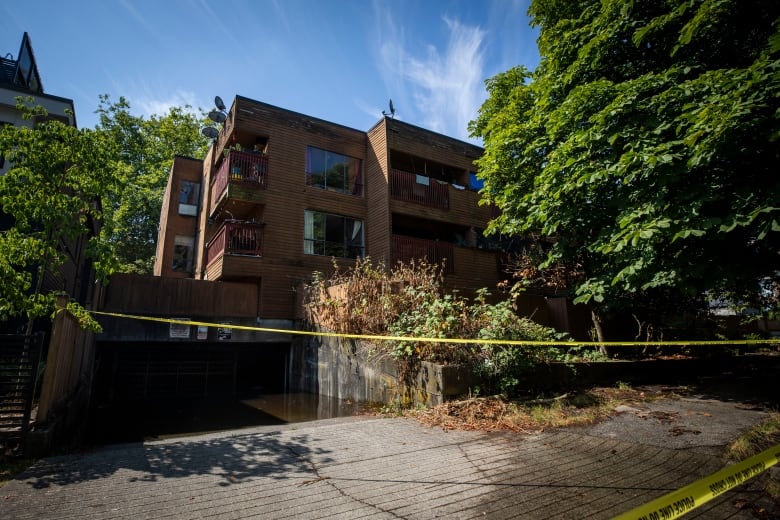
[614,443,780,520]
[88,310,780,347]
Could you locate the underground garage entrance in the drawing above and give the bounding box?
[90,341,358,443]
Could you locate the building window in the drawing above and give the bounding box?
[305,146,363,196]
[304,210,364,259]
[178,181,200,216]
[172,235,194,272]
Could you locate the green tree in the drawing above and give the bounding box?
[96,95,208,274]
[0,100,122,332]
[470,0,780,340]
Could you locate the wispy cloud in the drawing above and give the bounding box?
[135,89,199,119]
[374,6,486,141]
[407,17,485,140]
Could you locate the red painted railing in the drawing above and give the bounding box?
[211,150,268,203]
[392,235,454,274]
[389,169,449,210]
[206,221,264,266]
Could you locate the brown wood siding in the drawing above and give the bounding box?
[365,120,391,264]
[447,247,502,291]
[153,160,175,276]
[385,119,482,173]
[194,146,216,277]
[154,156,202,277]
[104,273,258,317]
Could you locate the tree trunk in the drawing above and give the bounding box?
[591,308,609,357]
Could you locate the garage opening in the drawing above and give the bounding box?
[89,342,357,443]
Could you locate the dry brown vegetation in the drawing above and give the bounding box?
[727,413,780,502]
[305,258,443,337]
[399,385,671,433]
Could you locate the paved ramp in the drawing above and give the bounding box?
[1,396,776,519]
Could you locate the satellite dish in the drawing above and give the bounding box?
[214,96,226,111]
[383,98,396,119]
[208,109,227,124]
[201,126,219,139]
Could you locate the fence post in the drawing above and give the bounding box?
[36,296,74,424]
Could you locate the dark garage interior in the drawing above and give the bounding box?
[89,342,292,443]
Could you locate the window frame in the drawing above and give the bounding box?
[172,235,195,272]
[303,210,364,259]
[178,180,200,216]
[305,146,363,196]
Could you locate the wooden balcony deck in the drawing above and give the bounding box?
[392,235,454,274]
[389,169,449,210]
[206,221,265,268]
[210,151,268,212]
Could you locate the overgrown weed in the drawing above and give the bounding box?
[726,412,780,500]
[305,258,606,397]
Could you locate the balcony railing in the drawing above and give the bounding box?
[390,169,449,210]
[392,235,454,274]
[206,221,264,266]
[211,150,268,204]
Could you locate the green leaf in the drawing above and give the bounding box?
[469,0,780,322]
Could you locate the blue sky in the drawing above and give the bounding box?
[1,0,539,142]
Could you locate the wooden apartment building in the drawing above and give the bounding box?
[154,96,508,322]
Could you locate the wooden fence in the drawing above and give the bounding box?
[103,273,259,317]
[36,300,93,426]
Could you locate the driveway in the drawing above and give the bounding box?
[1,391,777,519]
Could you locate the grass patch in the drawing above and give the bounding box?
[726,413,780,460]
[726,412,780,501]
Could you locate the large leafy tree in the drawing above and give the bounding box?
[470,0,780,339]
[96,95,208,274]
[0,100,122,331]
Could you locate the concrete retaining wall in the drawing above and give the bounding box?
[291,332,780,406]
[290,334,476,406]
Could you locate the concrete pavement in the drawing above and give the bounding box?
[1,393,777,519]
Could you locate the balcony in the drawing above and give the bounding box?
[210,150,268,210]
[390,169,449,210]
[392,235,454,274]
[206,221,264,267]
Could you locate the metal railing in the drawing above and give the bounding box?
[211,150,268,204]
[392,235,454,274]
[389,169,449,210]
[206,221,264,266]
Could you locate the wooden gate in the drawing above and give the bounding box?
[0,333,44,443]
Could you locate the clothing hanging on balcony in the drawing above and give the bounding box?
[415,174,429,186]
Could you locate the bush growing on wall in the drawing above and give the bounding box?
[305,258,443,337]
[305,258,605,397]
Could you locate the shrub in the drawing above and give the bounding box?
[305,257,442,337]
[305,259,605,397]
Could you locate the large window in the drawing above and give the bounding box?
[306,146,363,196]
[304,210,364,259]
[172,235,194,272]
[178,181,200,216]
